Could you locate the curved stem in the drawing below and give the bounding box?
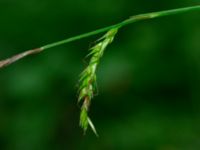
[42,5,200,49]
[0,5,200,69]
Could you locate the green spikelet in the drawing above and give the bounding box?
[78,28,118,135]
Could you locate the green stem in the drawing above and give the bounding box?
[0,5,199,69]
[42,5,200,50]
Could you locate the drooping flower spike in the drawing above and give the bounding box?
[78,28,118,135]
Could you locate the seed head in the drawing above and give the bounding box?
[78,28,118,135]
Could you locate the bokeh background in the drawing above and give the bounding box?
[0,1,200,150]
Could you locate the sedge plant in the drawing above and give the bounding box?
[0,5,199,135]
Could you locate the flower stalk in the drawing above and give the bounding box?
[0,6,199,69]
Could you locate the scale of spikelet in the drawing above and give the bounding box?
[78,28,118,135]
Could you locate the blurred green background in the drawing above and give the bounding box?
[0,1,200,150]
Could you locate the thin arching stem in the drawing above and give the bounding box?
[0,5,199,69]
